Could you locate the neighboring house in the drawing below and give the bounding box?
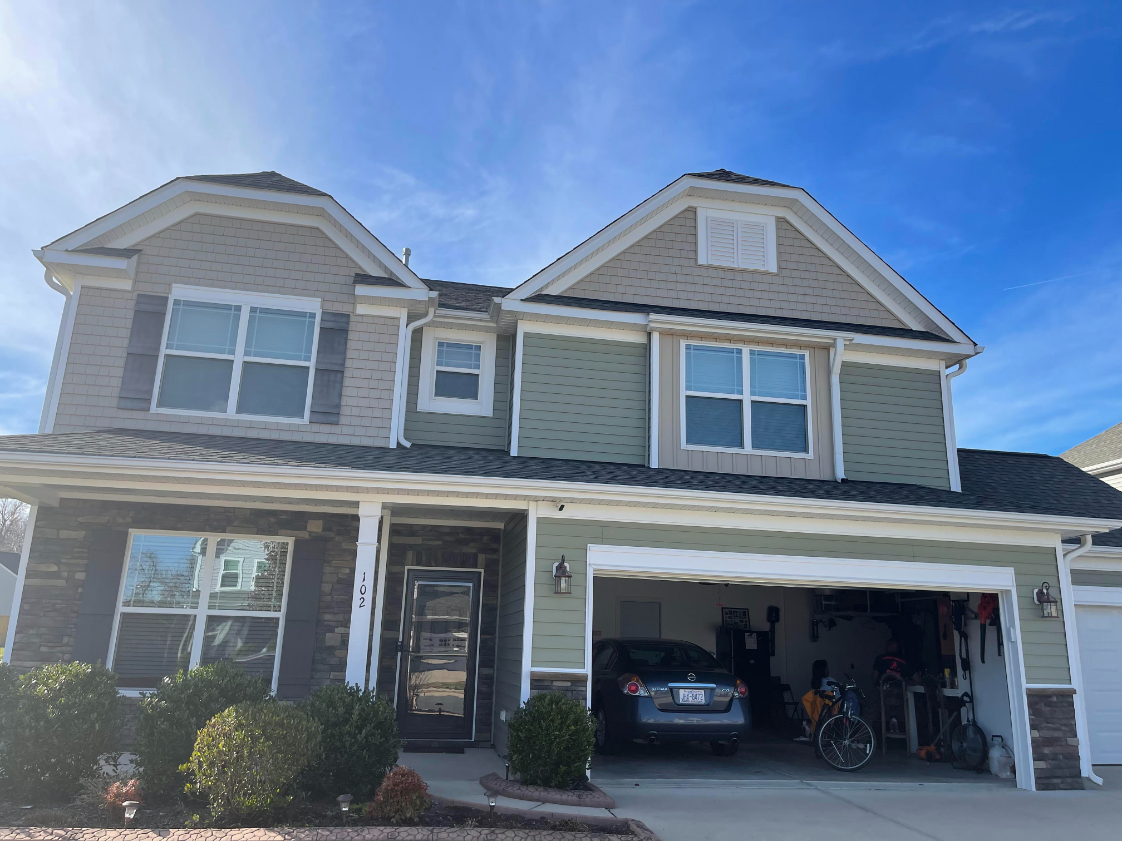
[0,551,18,649]
[1061,428,1122,766]
[0,169,1120,792]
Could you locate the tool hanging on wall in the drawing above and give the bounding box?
[977,594,1002,664]
[767,605,780,656]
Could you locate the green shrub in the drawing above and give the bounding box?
[2,662,123,800]
[184,701,321,822]
[299,684,399,798]
[134,661,270,798]
[507,692,595,789]
[0,662,20,783]
[366,766,430,824]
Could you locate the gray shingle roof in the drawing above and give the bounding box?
[185,171,328,197]
[425,279,512,312]
[0,551,19,575]
[1061,421,1122,469]
[688,170,794,189]
[528,294,951,343]
[1,429,1120,522]
[353,273,407,288]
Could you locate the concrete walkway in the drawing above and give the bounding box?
[400,750,1122,841]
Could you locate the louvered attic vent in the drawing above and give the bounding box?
[697,207,778,273]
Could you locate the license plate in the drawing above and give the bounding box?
[677,689,706,705]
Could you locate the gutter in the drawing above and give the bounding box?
[396,305,437,448]
[1059,534,1104,787]
[37,269,74,434]
[830,337,846,482]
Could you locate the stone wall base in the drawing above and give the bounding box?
[530,674,587,703]
[1027,688,1082,791]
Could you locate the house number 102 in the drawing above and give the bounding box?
[358,571,368,608]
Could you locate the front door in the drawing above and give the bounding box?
[397,568,482,740]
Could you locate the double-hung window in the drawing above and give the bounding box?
[683,342,810,455]
[417,327,497,416]
[154,288,320,421]
[109,532,292,691]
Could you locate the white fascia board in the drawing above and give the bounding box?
[354,285,433,302]
[0,449,1119,537]
[34,249,137,290]
[1070,547,1122,568]
[848,332,977,359]
[648,313,855,346]
[500,298,648,328]
[844,350,945,370]
[1079,456,1122,476]
[44,178,425,288]
[1072,585,1122,607]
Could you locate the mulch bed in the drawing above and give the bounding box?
[0,798,632,835]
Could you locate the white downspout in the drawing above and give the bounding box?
[1059,534,1103,786]
[396,305,436,448]
[946,358,968,381]
[829,337,845,481]
[38,268,73,434]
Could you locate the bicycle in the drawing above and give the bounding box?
[813,677,876,771]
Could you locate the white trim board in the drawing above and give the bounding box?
[583,542,1034,790]
[1073,585,1122,607]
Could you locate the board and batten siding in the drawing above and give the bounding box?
[657,333,836,479]
[403,331,512,450]
[517,333,648,464]
[530,519,1070,684]
[493,512,527,754]
[840,362,951,489]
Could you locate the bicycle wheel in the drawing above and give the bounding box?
[950,721,987,770]
[816,713,876,771]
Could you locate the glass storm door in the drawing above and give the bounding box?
[397,569,482,740]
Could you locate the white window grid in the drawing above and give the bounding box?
[680,340,813,458]
[107,530,294,694]
[151,285,322,424]
[417,327,497,416]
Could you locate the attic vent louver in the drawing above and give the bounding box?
[697,208,777,273]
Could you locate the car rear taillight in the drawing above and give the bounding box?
[617,673,650,696]
[736,679,748,698]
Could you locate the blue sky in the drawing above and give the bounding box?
[1,1,1120,454]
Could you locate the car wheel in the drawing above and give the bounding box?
[710,740,739,757]
[594,708,621,755]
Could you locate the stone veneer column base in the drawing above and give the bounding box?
[1027,687,1082,790]
[530,673,587,703]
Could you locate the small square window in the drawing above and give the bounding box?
[417,329,496,416]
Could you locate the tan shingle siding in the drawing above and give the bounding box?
[563,209,906,329]
[52,214,400,445]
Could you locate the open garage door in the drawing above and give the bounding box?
[585,545,1028,788]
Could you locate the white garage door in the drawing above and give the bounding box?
[1076,605,1122,764]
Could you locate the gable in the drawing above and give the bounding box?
[561,208,908,330]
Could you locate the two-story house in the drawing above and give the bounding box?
[2,169,1120,791]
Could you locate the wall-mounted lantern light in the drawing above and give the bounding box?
[553,557,573,595]
[1034,582,1060,618]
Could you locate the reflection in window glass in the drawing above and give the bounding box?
[112,613,195,688]
[200,615,279,681]
[686,345,742,395]
[236,362,310,418]
[121,535,206,609]
[166,300,240,355]
[156,356,235,412]
[208,539,288,612]
[436,341,481,371]
[750,350,807,400]
[244,308,316,362]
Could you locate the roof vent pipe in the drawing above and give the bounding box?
[401,247,411,267]
[396,304,436,448]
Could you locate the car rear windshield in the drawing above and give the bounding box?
[622,642,720,670]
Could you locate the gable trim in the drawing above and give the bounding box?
[44,178,426,289]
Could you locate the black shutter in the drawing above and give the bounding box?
[309,312,349,424]
[71,530,129,665]
[117,294,168,410]
[276,538,326,700]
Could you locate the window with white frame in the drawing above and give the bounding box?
[109,532,292,690]
[154,289,320,421]
[417,327,497,416]
[683,342,810,454]
[696,207,778,273]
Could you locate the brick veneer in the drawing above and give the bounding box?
[372,523,502,746]
[8,498,359,694]
[1027,688,1082,790]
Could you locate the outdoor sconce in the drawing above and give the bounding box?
[553,557,573,595]
[337,794,353,813]
[122,801,140,824]
[1034,582,1060,618]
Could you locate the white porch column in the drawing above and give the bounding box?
[519,501,539,703]
[345,500,383,688]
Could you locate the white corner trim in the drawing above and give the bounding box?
[519,501,538,703]
[585,542,1034,790]
[941,362,963,492]
[830,337,845,481]
[510,323,526,456]
[366,510,393,690]
[1055,544,1101,786]
[519,320,647,344]
[416,326,497,417]
[1072,585,1122,606]
[388,311,409,449]
[1,505,38,663]
[346,501,383,688]
[39,284,81,434]
[649,331,660,468]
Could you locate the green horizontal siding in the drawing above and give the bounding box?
[403,332,511,450]
[493,513,527,753]
[1071,569,1122,587]
[840,362,951,489]
[517,333,647,464]
[531,519,1069,684]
